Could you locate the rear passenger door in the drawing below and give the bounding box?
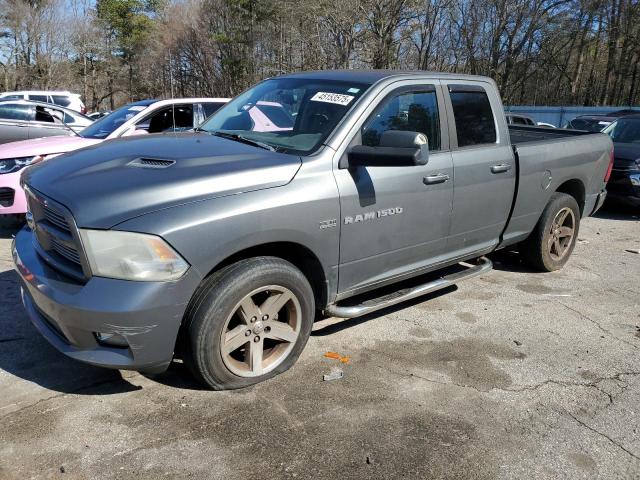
[443,82,516,257]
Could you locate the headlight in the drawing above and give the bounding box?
[79,230,189,281]
[0,155,44,175]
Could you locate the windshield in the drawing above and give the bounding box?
[80,103,150,139]
[603,118,640,143]
[200,78,370,154]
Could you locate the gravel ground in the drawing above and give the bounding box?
[0,204,638,479]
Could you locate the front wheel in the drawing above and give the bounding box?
[182,257,315,390]
[519,192,580,272]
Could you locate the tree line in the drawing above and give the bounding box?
[1,0,638,112]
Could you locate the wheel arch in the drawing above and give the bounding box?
[201,241,328,310]
[555,179,586,215]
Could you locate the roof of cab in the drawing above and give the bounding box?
[278,69,495,85]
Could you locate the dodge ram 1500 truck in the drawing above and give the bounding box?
[13,70,613,390]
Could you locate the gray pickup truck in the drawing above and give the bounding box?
[13,70,612,389]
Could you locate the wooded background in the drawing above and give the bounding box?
[1,0,638,112]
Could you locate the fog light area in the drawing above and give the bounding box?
[94,332,129,348]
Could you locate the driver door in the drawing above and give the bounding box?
[334,83,454,297]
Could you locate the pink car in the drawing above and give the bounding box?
[0,97,229,216]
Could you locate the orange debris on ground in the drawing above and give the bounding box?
[324,352,351,364]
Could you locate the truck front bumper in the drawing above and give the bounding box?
[12,227,200,372]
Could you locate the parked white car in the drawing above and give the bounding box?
[0,91,86,114]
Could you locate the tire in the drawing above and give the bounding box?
[182,256,315,390]
[519,192,580,272]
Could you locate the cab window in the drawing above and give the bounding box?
[361,88,441,151]
[449,86,497,147]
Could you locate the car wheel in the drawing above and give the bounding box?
[183,256,314,390]
[519,192,580,272]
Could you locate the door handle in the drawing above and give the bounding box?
[17,123,28,128]
[423,173,450,185]
[490,164,512,174]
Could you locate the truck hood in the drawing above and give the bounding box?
[0,135,101,159]
[23,133,302,228]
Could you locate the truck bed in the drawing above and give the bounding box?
[501,124,612,248]
[508,125,597,145]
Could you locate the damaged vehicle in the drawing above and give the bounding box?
[13,70,612,389]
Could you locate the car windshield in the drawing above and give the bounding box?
[80,103,150,139]
[199,78,370,154]
[603,118,640,143]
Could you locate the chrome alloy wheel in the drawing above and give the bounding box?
[548,207,575,261]
[220,285,301,377]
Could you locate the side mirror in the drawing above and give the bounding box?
[122,125,148,137]
[347,131,429,167]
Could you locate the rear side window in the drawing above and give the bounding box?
[449,87,496,147]
[35,106,58,123]
[362,88,441,151]
[28,94,49,103]
[0,103,32,121]
[512,116,526,125]
[52,95,71,107]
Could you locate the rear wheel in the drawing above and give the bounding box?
[183,257,314,390]
[519,193,580,272]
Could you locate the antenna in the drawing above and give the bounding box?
[169,52,176,132]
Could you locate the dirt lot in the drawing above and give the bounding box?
[0,205,639,480]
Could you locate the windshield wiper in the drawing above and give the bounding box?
[211,131,276,152]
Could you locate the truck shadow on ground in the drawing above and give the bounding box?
[488,249,539,274]
[594,201,639,221]
[0,269,141,396]
[142,361,211,391]
[0,218,22,239]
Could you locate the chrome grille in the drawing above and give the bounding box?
[50,236,82,264]
[42,206,71,233]
[26,186,88,282]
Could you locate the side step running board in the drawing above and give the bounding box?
[323,256,493,319]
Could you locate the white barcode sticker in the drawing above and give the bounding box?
[310,92,354,106]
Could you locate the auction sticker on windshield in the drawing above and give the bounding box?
[311,92,354,106]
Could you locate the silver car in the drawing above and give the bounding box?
[0,100,92,144]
